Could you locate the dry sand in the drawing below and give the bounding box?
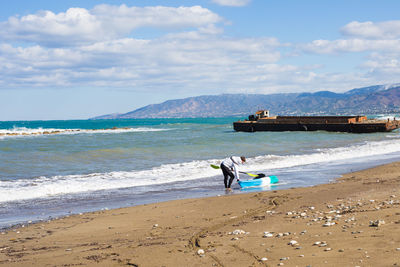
[1,162,400,266]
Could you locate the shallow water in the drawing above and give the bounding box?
[1,116,400,228]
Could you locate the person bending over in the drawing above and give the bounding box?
[220,156,246,190]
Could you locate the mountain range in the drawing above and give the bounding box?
[92,84,400,119]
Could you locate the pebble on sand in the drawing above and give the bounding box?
[231,229,246,235]
[263,232,274,238]
[369,220,385,227]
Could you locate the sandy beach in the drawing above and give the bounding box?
[1,162,400,266]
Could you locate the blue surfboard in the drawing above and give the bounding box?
[238,175,278,188]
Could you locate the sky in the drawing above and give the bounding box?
[1,0,400,120]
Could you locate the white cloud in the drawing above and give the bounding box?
[300,20,400,54]
[0,31,284,92]
[0,5,222,47]
[297,20,400,87]
[360,52,400,80]
[341,20,400,39]
[211,0,251,7]
[301,38,400,54]
[1,6,400,97]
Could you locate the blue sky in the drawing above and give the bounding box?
[1,0,400,120]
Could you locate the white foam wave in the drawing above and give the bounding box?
[0,160,219,202]
[248,138,400,171]
[0,126,170,137]
[373,114,399,121]
[2,138,400,203]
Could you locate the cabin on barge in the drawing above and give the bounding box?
[233,110,400,133]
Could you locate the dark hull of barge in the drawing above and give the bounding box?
[233,116,400,133]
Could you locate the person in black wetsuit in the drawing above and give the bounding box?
[220,156,246,190]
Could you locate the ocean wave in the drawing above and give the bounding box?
[0,160,218,202]
[0,126,171,138]
[373,114,399,120]
[2,138,400,203]
[249,138,400,170]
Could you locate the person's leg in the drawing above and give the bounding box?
[221,164,233,188]
[227,174,235,188]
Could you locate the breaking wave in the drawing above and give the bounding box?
[2,138,400,203]
[0,126,171,138]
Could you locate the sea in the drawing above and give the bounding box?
[1,115,400,229]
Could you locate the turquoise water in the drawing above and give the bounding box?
[1,116,400,228]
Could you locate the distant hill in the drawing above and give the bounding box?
[91,84,400,119]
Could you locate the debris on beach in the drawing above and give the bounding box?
[263,232,274,238]
[369,220,385,227]
[197,249,205,256]
[230,229,246,235]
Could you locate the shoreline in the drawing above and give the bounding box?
[1,162,400,266]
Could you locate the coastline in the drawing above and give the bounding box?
[1,162,400,266]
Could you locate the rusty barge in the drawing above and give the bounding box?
[233,110,400,133]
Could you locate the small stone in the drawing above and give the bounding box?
[324,247,332,251]
[339,249,345,252]
[396,248,400,251]
[288,240,298,246]
[232,229,246,235]
[261,257,268,261]
[197,249,205,255]
[263,232,274,238]
[153,224,159,228]
[369,220,385,227]
[299,254,304,257]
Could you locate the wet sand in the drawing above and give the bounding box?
[1,162,400,266]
